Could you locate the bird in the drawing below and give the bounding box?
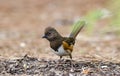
[42,20,86,59]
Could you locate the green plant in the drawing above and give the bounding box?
[84,10,103,35]
[107,0,120,35]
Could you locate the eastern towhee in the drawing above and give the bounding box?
[42,20,85,59]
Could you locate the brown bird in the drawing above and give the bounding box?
[42,20,85,59]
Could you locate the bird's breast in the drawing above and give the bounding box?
[52,45,70,56]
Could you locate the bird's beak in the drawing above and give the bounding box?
[42,35,46,38]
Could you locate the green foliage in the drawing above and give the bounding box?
[108,0,120,27]
[84,10,103,35]
[71,0,120,36]
[105,0,120,36]
[82,0,120,36]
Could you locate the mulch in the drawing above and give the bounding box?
[0,55,120,76]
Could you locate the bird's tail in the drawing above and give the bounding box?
[69,20,86,39]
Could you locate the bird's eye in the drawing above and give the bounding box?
[47,32,51,35]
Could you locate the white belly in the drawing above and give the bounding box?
[52,45,70,56]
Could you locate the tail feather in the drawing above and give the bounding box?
[69,20,86,39]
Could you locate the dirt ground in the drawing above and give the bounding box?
[0,55,120,76]
[0,0,120,76]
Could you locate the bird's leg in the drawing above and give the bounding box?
[69,54,72,59]
[69,54,74,69]
[60,56,62,59]
[58,56,63,63]
[55,56,63,68]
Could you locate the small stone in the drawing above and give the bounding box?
[20,42,26,48]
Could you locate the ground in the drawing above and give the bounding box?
[0,55,120,76]
[0,0,120,76]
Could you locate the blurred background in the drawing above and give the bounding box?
[0,0,119,62]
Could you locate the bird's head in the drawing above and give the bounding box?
[42,27,61,41]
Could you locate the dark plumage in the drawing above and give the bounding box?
[42,20,85,59]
